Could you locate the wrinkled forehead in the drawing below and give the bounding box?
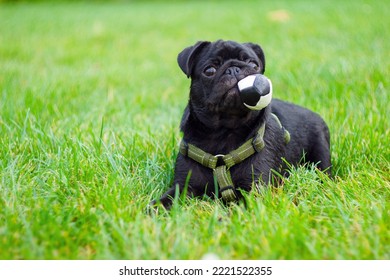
[200,40,258,64]
[214,41,254,59]
[192,42,258,75]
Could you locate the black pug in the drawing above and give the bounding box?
[151,40,331,209]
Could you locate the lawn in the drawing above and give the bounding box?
[0,0,389,259]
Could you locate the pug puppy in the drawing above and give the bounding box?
[151,40,331,209]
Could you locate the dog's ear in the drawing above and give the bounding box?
[177,41,210,78]
[244,43,266,74]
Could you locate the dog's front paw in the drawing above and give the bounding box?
[145,200,159,215]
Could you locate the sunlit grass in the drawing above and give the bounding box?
[0,0,389,259]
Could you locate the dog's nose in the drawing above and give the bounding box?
[225,66,241,76]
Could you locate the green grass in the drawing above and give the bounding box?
[0,0,389,259]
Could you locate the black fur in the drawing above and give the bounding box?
[151,40,331,209]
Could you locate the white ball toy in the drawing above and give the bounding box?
[238,74,273,110]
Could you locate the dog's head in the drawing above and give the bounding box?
[178,40,266,129]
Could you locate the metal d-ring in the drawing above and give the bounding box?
[214,154,226,168]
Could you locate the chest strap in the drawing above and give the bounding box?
[179,114,290,203]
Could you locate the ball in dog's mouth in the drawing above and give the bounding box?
[238,74,273,110]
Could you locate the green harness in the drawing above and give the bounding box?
[179,114,290,203]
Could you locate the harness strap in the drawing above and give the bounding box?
[179,114,290,203]
[271,113,291,144]
[213,165,236,201]
[179,123,266,170]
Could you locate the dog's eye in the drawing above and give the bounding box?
[204,66,217,77]
[248,61,260,71]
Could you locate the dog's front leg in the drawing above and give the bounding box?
[149,184,203,210]
[150,186,178,210]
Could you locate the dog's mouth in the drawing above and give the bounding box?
[210,84,248,115]
[205,74,258,116]
[224,85,240,98]
[221,76,249,105]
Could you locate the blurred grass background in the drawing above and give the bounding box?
[0,0,389,259]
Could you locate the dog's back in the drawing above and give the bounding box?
[271,99,331,174]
